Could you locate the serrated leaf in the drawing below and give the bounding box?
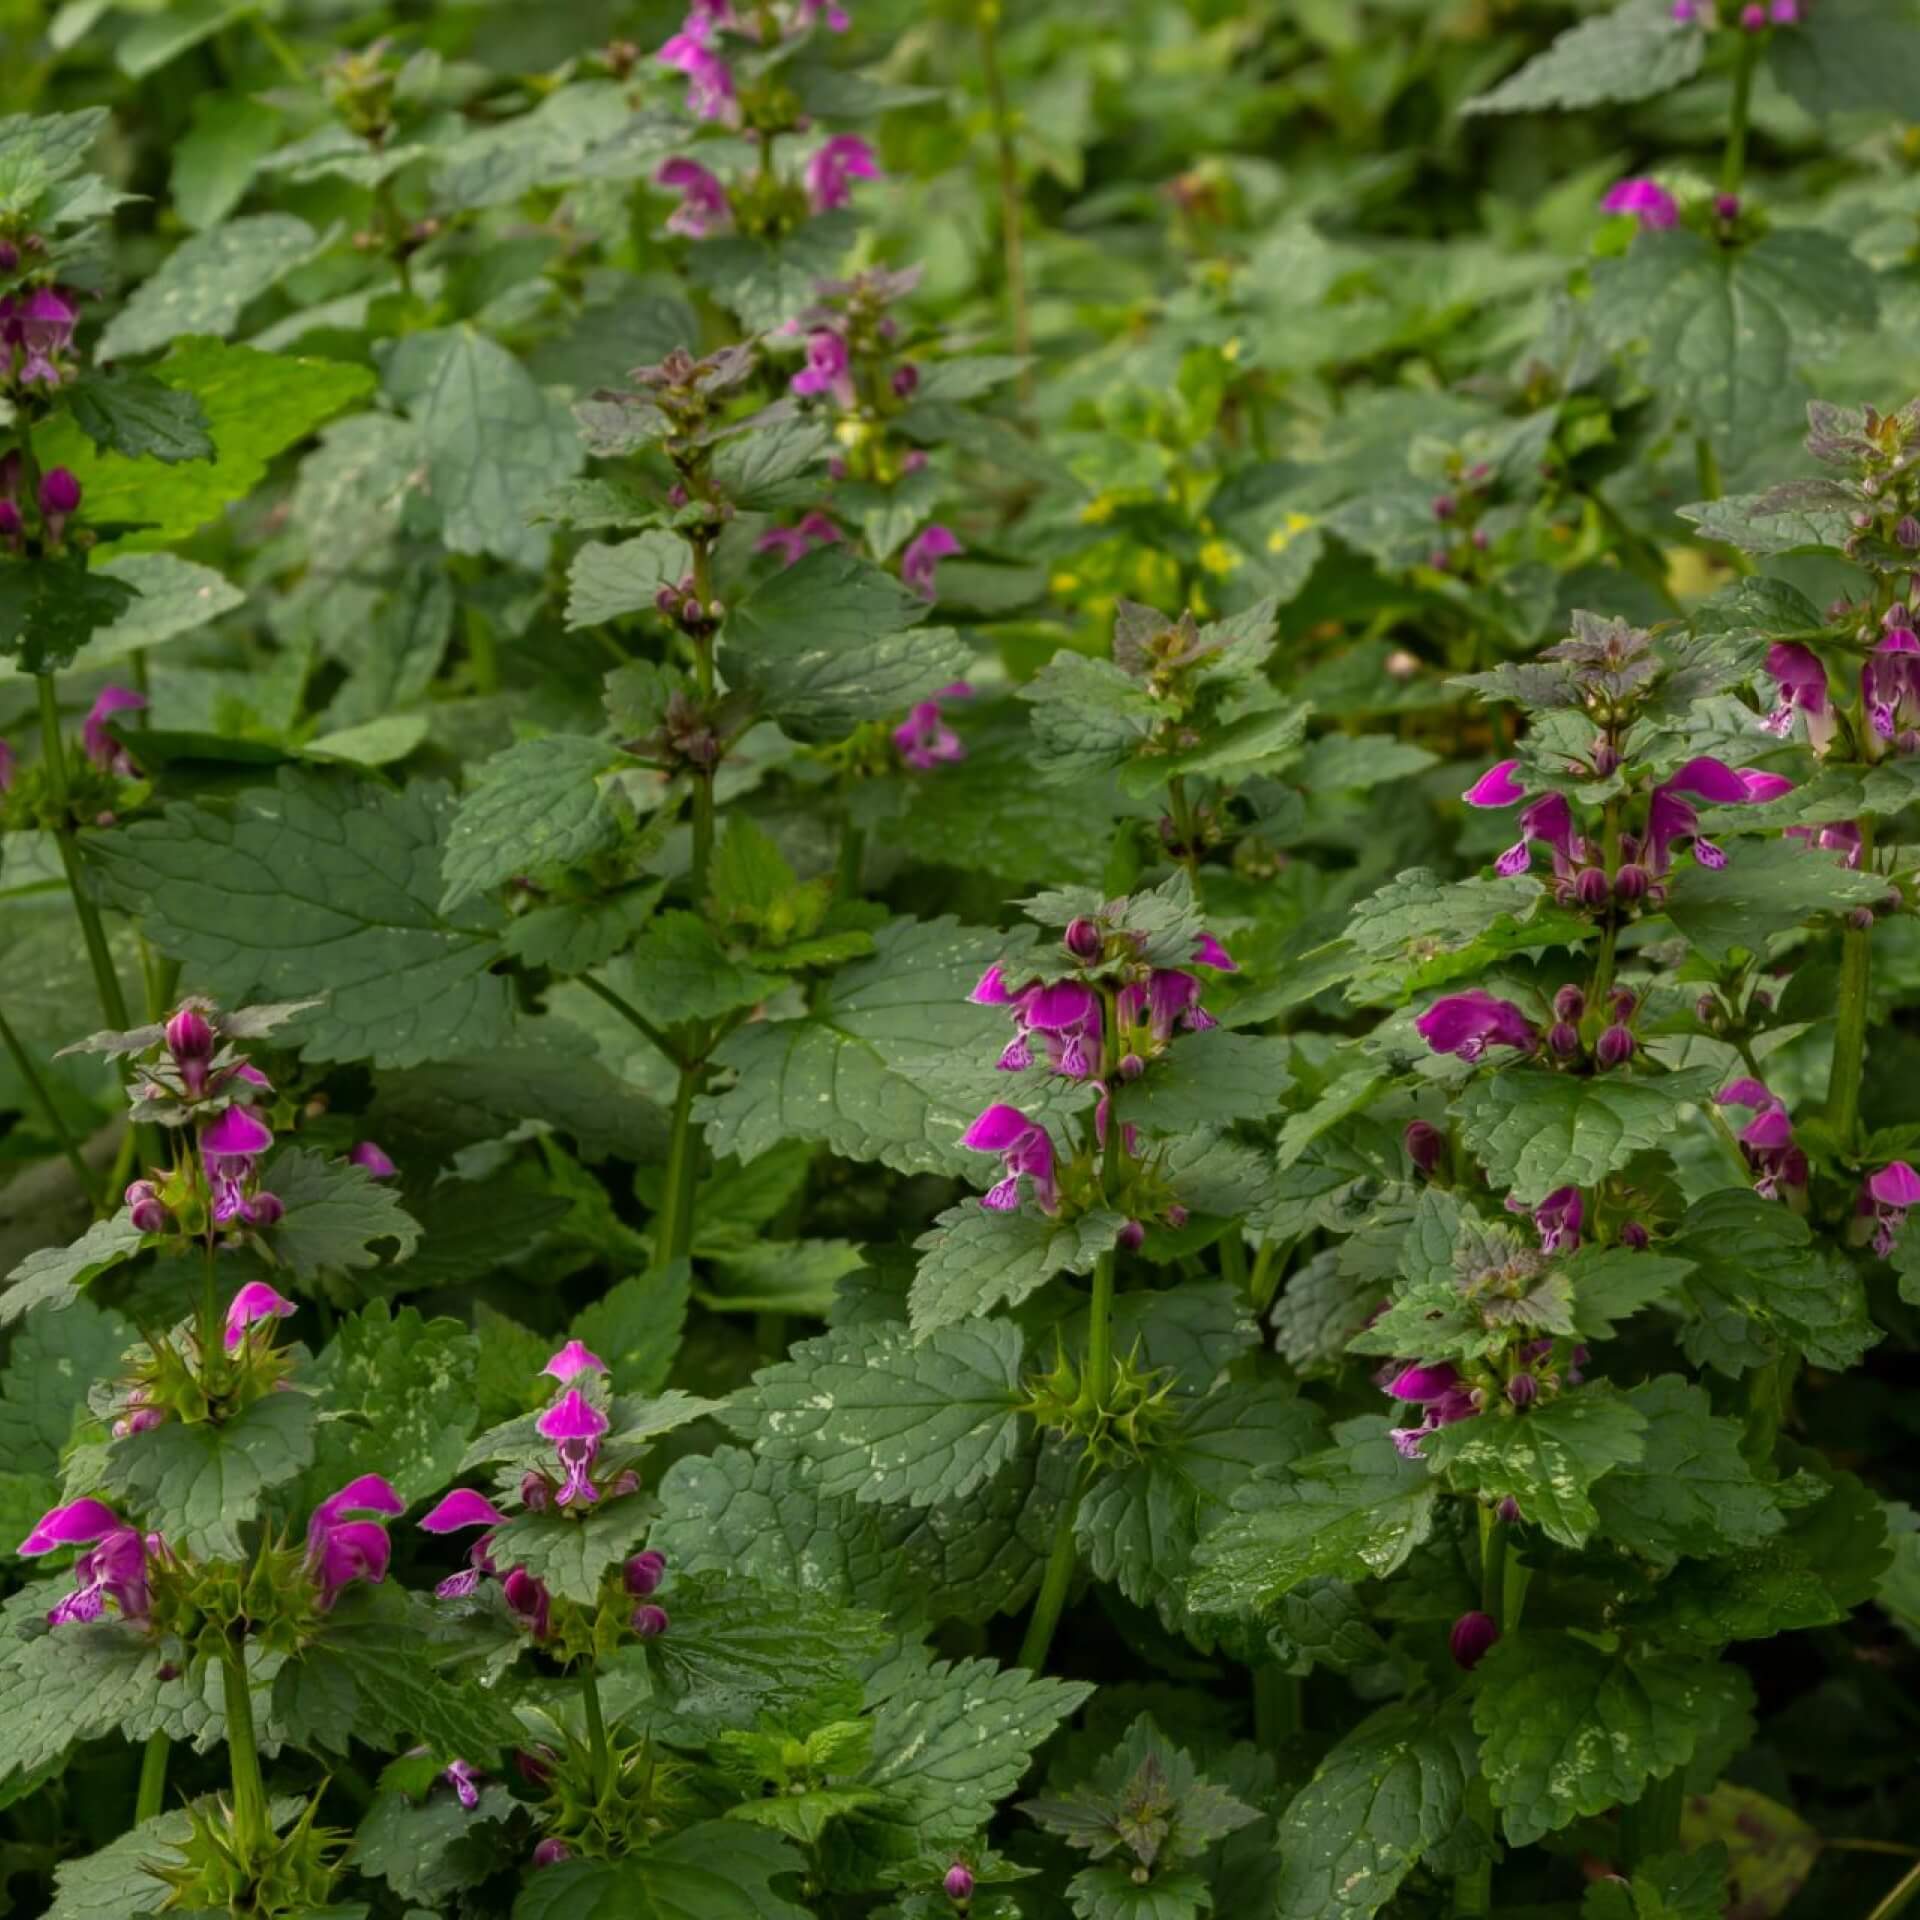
[684,211,859,333]
[1584,1845,1731,1920]
[510,1823,812,1919]
[0,1297,132,1475]
[1455,1066,1719,1208]
[0,1213,146,1326]
[0,556,142,675]
[1666,838,1888,960]
[502,884,663,976]
[1272,1701,1478,1920]
[1427,1387,1647,1549]
[264,1147,423,1278]
[91,770,514,1069]
[1019,652,1164,781]
[1116,1029,1293,1134]
[97,1391,316,1556]
[99,215,315,359]
[746,1319,1026,1508]
[353,1781,520,1905]
[441,735,630,910]
[570,1266,690,1396]
[76,553,244,664]
[485,1497,653,1605]
[567,532,694,629]
[1768,0,1920,117]
[1472,1631,1753,1845]
[1186,1417,1439,1616]
[62,371,214,463]
[602,912,783,1027]
[1464,0,1704,113]
[711,415,833,508]
[909,1205,1118,1336]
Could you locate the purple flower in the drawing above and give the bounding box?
[504,1566,552,1639]
[969,963,1014,1006]
[202,1102,272,1160]
[125,1178,170,1234]
[655,157,732,237]
[945,1862,976,1903]
[224,1280,296,1350]
[1646,756,1751,875]
[1385,1362,1461,1402]
[19,1496,122,1557]
[420,1489,509,1533]
[1716,1079,1806,1199]
[1450,1610,1501,1672]
[542,1339,608,1383]
[630,1602,670,1638]
[1192,931,1237,971]
[659,31,738,121]
[1414,990,1539,1062]
[902,524,961,599]
[12,286,77,388]
[305,1475,403,1609]
[201,1103,278,1227]
[806,134,880,214]
[443,1759,482,1810]
[1022,977,1102,1077]
[1464,762,1588,881]
[1787,819,1863,868]
[82,685,145,776]
[166,1004,215,1093]
[1865,1161,1920,1257]
[1404,1120,1445,1176]
[1463,759,1527,808]
[39,468,80,540]
[1532,1186,1582,1255]
[1738,767,1794,803]
[533,1837,571,1868]
[791,328,854,405]
[1762,643,1835,750]
[535,1388,610,1507]
[1383,1361,1478,1458]
[1602,178,1679,229]
[625,1549,667,1596]
[894,684,972,770]
[341,1141,397,1182]
[1864,623,1920,741]
[20,1501,159,1627]
[755,511,841,566]
[960,1103,1058,1213]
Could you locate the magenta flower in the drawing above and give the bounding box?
[1192,931,1237,971]
[82,685,145,776]
[201,1103,279,1227]
[969,962,1013,1006]
[1463,759,1527,808]
[1762,643,1835,750]
[19,1496,122,1557]
[1384,1362,1461,1402]
[20,1501,159,1627]
[1463,762,1590,883]
[1646,757,1751,875]
[1864,616,1920,742]
[224,1280,296,1350]
[306,1475,404,1610]
[504,1566,552,1639]
[1865,1161,1920,1257]
[536,1388,610,1507]
[1382,1360,1478,1458]
[1532,1185,1583,1255]
[533,1838,571,1868]
[1023,977,1102,1077]
[125,1178,170,1234]
[791,328,854,405]
[902,524,961,600]
[755,511,841,566]
[805,134,880,214]
[201,1102,272,1160]
[348,1140,396,1179]
[659,32,738,121]
[1414,990,1539,1062]
[893,684,971,770]
[1601,178,1679,230]
[1786,818,1863,868]
[797,0,851,26]
[1450,1610,1501,1672]
[542,1339,607,1382]
[655,157,732,238]
[13,286,77,388]
[625,1549,667,1596]
[631,1601,670,1638]
[1738,767,1794,802]
[421,1489,509,1533]
[166,1004,215,1094]
[1716,1079,1806,1199]
[960,1103,1058,1213]
[443,1759,483,1811]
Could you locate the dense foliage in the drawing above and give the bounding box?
[2,0,1920,1915]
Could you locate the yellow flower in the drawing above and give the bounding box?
[1198,539,1240,577]
[1266,510,1316,554]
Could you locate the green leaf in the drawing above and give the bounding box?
[1768,0,1920,117]
[485,1497,653,1605]
[1590,228,1877,465]
[720,546,970,743]
[1117,1029,1294,1134]
[1463,0,1704,112]
[98,215,315,359]
[1672,1190,1876,1374]
[386,326,583,570]
[74,553,244,664]
[684,211,859,333]
[264,1147,423,1278]
[1472,1631,1753,1845]
[308,1304,478,1506]
[0,1618,167,1793]
[170,94,282,232]
[501,884,663,976]
[1666,838,1888,960]
[1583,1845,1730,1920]
[1675,485,1852,557]
[511,1823,812,1920]
[353,1780,519,1906]
[567,531,693,629]
[0,556,142,675]
[1077,1385,1325,1621]
[603,912,783,1027]
[909,1204,1119,1337]
[1019,652,1163,780]
[62,371,214,463]
[697,917,1041,1177]
[43,1801,194,1920]
[91,770,514,1069]
[35,337,375,549]
[98,1391,316,1557]
[1426,1387,1648,1549]
[746,1318,1027,1508]
[570,1267,690,1396]
[1455,1066,1720,1208]
[1186,1417,1440,1616]
[0,1297,132,1476]
[1063,1864,1211,1919]
[711,416,834,508]
[440,735,631,910]
[1272,1701,1478,1920]
[1588,1376,1786,1566]
[0,108,108,219]
[115,0,251,78]
[0,1213,147,1326]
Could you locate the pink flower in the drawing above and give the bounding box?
[348,1140,396,1178]
[1762,643,1834,749]
[1716,1079,1806,1199]
[542,1339,608,1382]
[1601,178,1679,230]
[1865,1161,1920,1257]
[535,1388,610,1507]
[902,524,961,599]
[1532,1185,1583,1255]
[893,685,971,770]
[305,1475,404,1609]
[805,134,880,214]
[755,511,841,566]
[82,685,145,776]
[224,1280,296,1350]
[959,1104,1058,1214]
[1413,990,1539,1062]
[791,328,854,406]
[655,157,732,237]
[659,32,738,122]
[1463,760,1527,808]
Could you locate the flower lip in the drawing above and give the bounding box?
[1192,931,1237,971]
[1024,979,1097,1031]
[1384,1361,1461,1403]
[1663,755,1753,805]
[1463,759,1526,808]
[420,1489,509,1533]
[201,1104,273,1158]
[542,1339,608,1383]
[317,1473,405,1522]
[960,1103,1037,1153]
[1869,1161,1920,1209]
[224,1280,297,1349]
[535,1387,610,1443]
[18,1497,121,1556]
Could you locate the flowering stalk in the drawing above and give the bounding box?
[219,1632,270,1856]
[134,1729,169,1824]
[974,0,1032,414]
[579,1662,613,1803]
[1827,819,1875,1145]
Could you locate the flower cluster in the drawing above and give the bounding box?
[19,1498,165,1626]
[0,284,78,391]
[1860,1161,1920,1258]
[1716,1079,1807,1201]
[892,681,972,771]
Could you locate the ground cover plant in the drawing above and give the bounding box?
[2,0,1920,1915]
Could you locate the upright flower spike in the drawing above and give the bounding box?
[306,1475,404,1610]
[902,524,961,599]
[1865,1161,1920,1257]
[542,1339,607,1382]
[81,685,144,775]
[655,156,732,237]
[959,1104,1058,1213]
[805,133,880,213]
[1414,990,1539,1062]
[535,1388,610,1506]
[224,1281,297,1350]
[1601,178,1680,229]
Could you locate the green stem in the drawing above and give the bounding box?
[249,11,305,83]
[577,973,684,1069]
[1217,1228,1247,1291]
[654,1064,701,1270]
[464,608,499,695]
[1479,1505,1508,1624]
[220,1641,268,1853]
[1452,1864,1492,1917]
[975,0,1033,412]
[579,1662,612,1801]
[1742,1353,1796,1469]
[836,819,865,897]
[1017,1489,1079,1672]
[39,677,130,1034]
[0,1000,99,1206]
[1085,1249,1114,1401]
[1253,1666,1301,1750]
[1722,31,1759,195]
[1869,1863,1920,1920]
[1621,1770,1685,1872]
[134,1730,169,1825]
[1827,820,1876,1147]
[1248,1237,1281,1309]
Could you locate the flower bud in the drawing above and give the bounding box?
[1607,987,1637,1020]
[533,1838,571,1868]
[1848,906,1875,931]
[1063,917,1102,962]
[1613,863,1650,903]
[624,1549,666,1596]
[1507,1371,1539,1408]
[514,1747,555,1788]
[247,1190,284,1227]
[1116,1219,1145,1252]
[1117,1052,1145,1081]
[1403,1120,1445,1176]
[945,1863,975,1903]
[891,363,919,399]
[1595,1024,1636,1069]
[1714,192,1741,222]
[1696,994,1720,1025]
[38,467,80,517]
[1589,736,1620,776]
[1449,1610,1501,1672]
[1575,866,1611,910]
[630,1603,669,1639]
[1431,493,1457,522]
[1547,1021,1580,1058]
[520,1469,552,1512]
[1739,1,1766,26]
[1497,1495,1523,1523]
[1165,1203,1189,1228]
[1552,985,1586,1023]
[166,1003,214,1063]
[1620,1220,1650,1249]
[1897,517,1920,551]
[125,1180,169,1234]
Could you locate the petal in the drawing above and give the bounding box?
[321,1473,405,1520]
[534,1387,610,1443]
[1462,759,1526,808]
[201,1104,274,1158]
[420,1489,509,1534]
[18,1497,120,1556]
[960,1103,1036,1152]
[1662,756,1752,805]
[541,1339,608,1383]
[1870,1161,1920,1208]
